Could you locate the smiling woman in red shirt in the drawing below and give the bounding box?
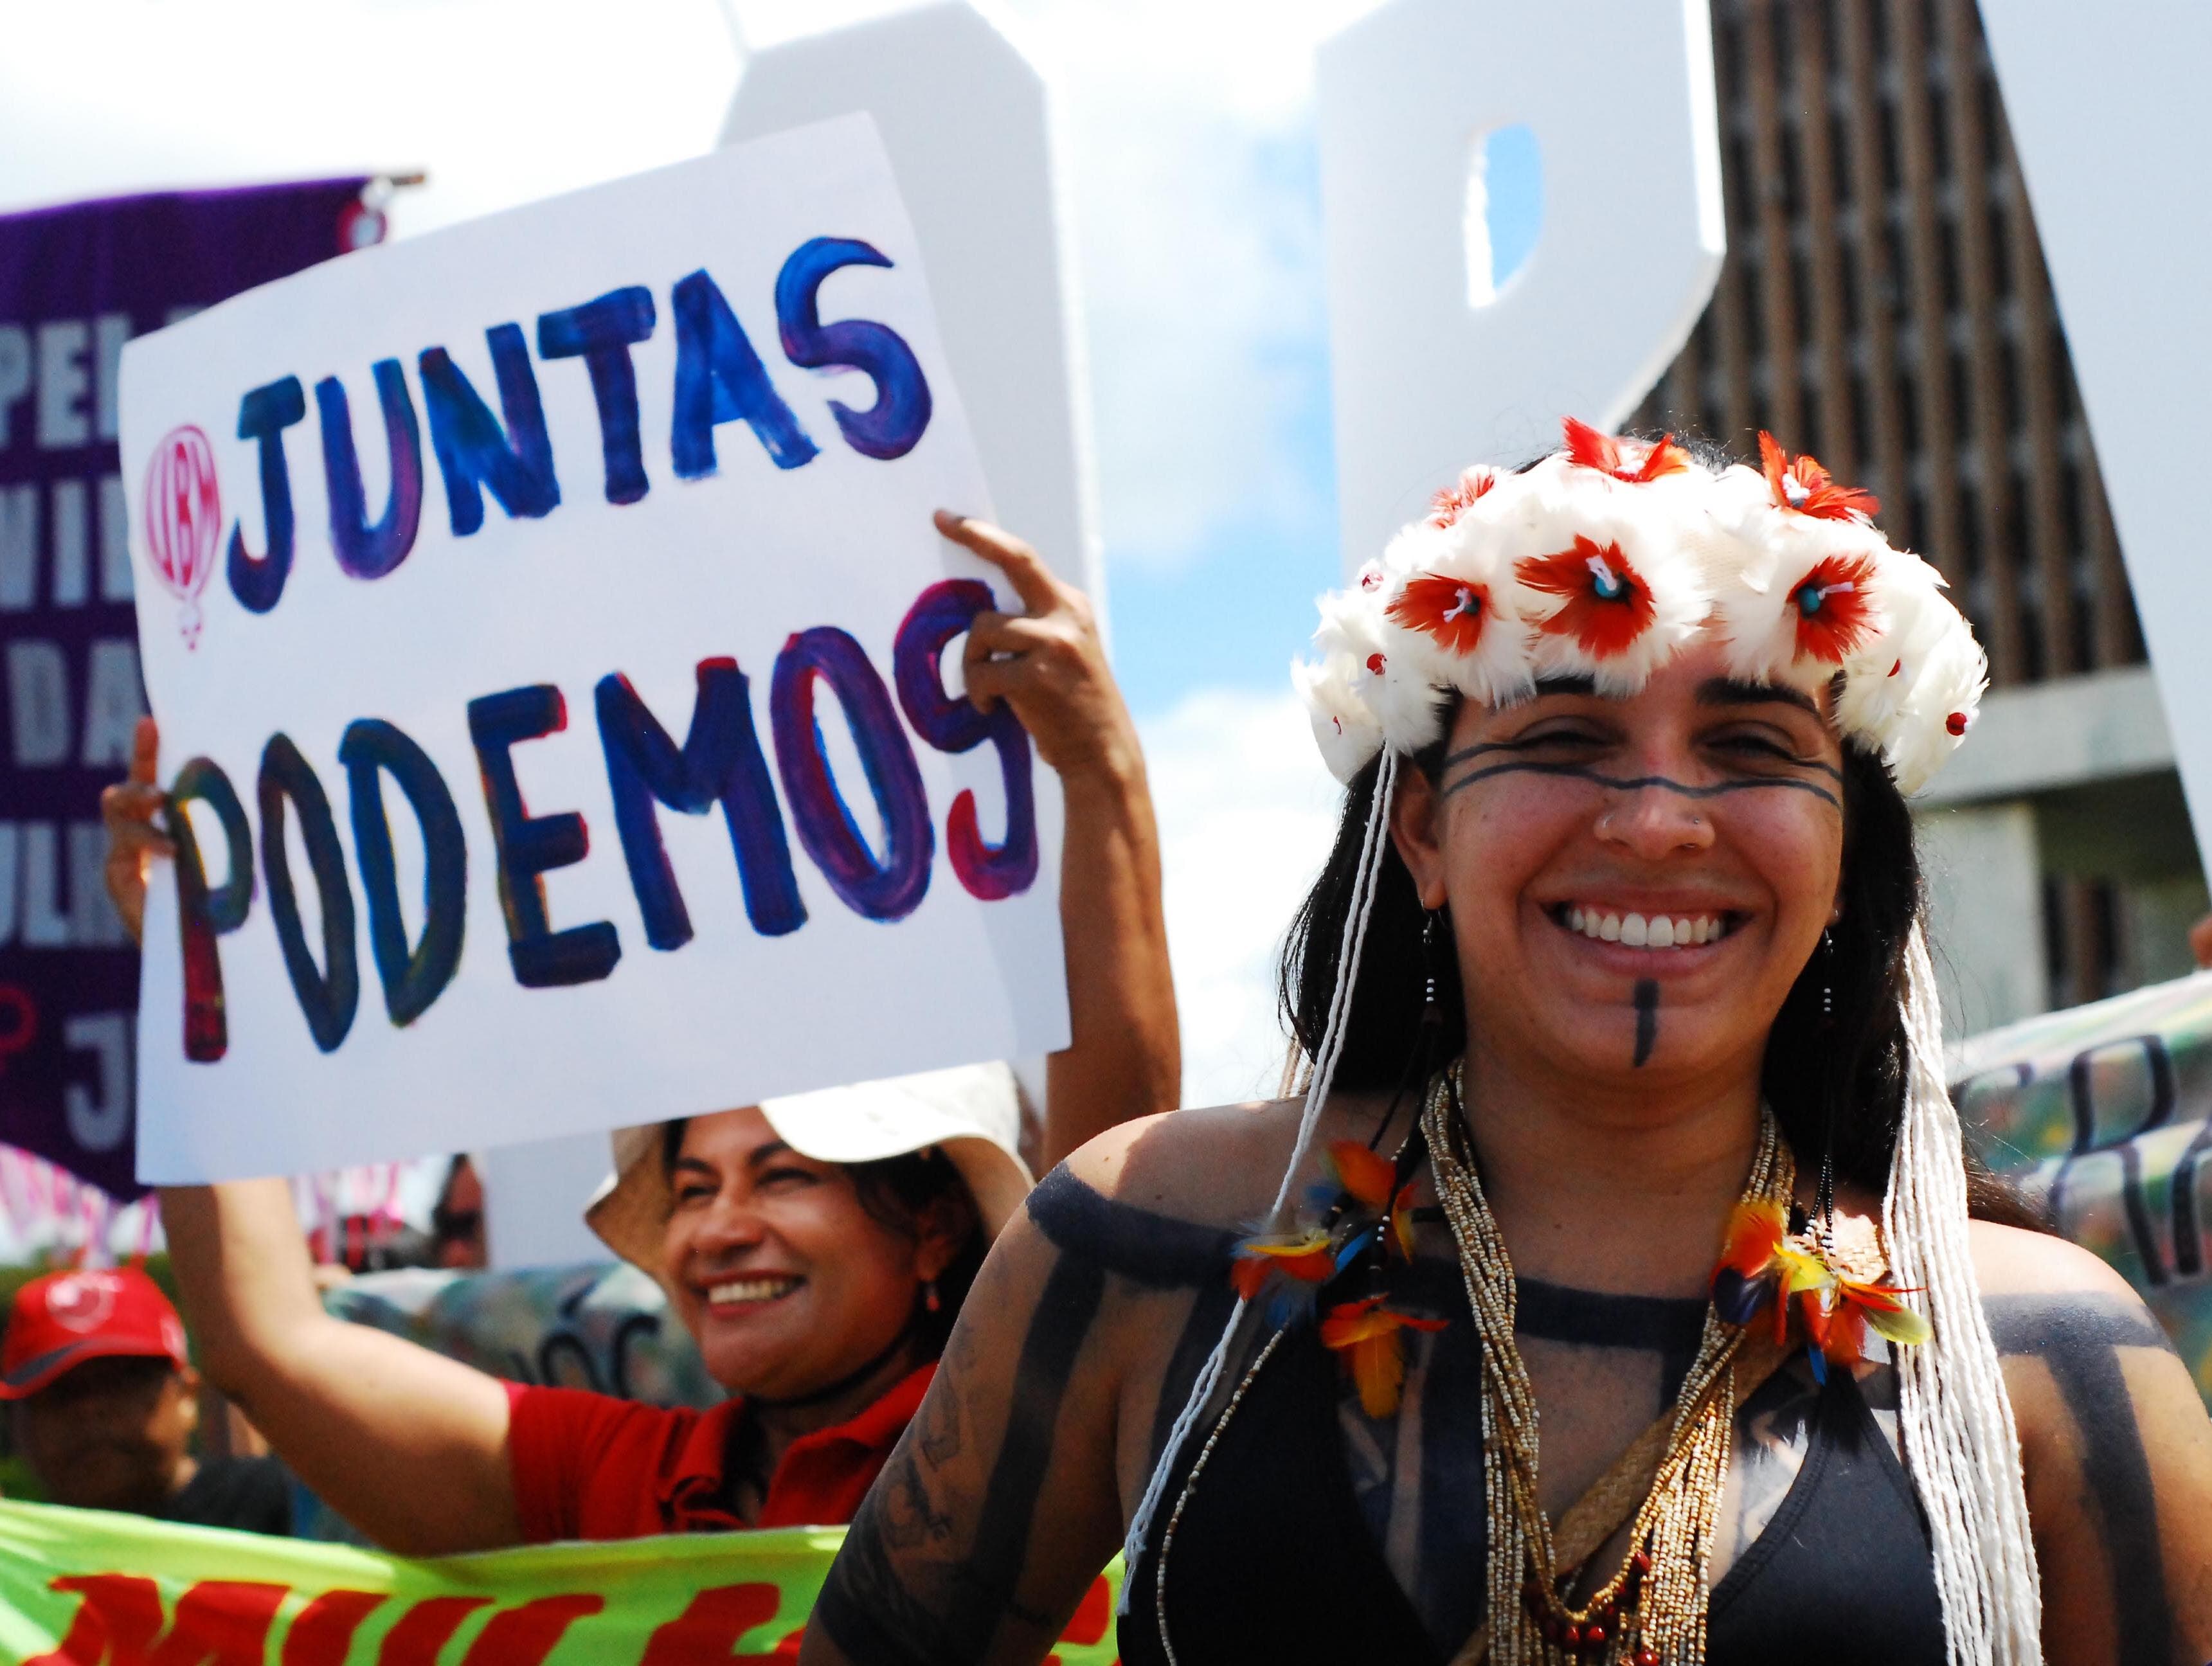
[506,1070,1030,1541]
[110,511,1183,1555]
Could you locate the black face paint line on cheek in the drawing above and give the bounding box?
[1633,979,1659,1068]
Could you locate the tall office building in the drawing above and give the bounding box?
[1629,0,2204,1033]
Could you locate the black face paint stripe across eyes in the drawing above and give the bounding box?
[1633,979,1659,1067]
[1439,760,1844,809]
[1443,740,1845,780]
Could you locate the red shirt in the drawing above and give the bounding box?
[504,1364,933,1542]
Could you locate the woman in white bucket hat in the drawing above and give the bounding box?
[121,512,1183,1553]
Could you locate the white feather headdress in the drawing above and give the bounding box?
[1295,420,1986,796]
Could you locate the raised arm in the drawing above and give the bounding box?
[111,716,519,1553]
[1975,1223,2212,1664]
[939,512,1181,1165]
[158,1181,520,1553]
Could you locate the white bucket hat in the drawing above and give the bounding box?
[584,1061,1035,1274]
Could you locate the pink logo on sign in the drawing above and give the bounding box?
[143,425,222,649]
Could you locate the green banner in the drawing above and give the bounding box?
[0,1502,1123,1665]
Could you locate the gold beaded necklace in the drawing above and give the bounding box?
[1420,1062,1795,1666]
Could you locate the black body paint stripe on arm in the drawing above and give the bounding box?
[812,1251,1110,1666]
[1987,1294,2174,1666]
[814,1170,1234,1666]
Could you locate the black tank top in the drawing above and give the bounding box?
[1121,1321,1948,1665]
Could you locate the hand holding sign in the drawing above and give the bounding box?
[941,512,1137,785]
[122,118,1070,1183]
[100,717,170,946]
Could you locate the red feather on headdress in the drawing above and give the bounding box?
[1518,537,1657,660]
[1563,416,1691,484]
[1786,552,1882,664]
[1427,467,1497,528]
[1759,431,1880,522]
[1387,573,1492,656]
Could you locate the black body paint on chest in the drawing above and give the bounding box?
[1988,1294,2175,1666]
[1633,978,1659,1067]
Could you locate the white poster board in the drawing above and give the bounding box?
[121,116,1068,1182]
[1317,0,1725,575]
[1977,1,2212,868]
[721,1,1103,613]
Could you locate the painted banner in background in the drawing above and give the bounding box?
[323,1261,715,1411]
[120,116,1068,1183]
[1956,968,2212,1408]
[0,179,373,1199]
[0,1503,1125,1664]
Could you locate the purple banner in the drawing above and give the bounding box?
[0,178,375,1199]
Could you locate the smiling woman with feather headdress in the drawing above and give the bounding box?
[802,422,2212,1666]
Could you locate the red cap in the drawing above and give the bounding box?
[0,1267,189,1400]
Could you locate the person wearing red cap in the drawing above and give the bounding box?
[1,1267,290,1534]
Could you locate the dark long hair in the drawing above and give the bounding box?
[660,1123,985,1357]
[1277,727,2044,1226]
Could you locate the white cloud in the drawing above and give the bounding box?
[1139,683,1342,1107]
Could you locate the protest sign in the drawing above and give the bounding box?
[120,117,1068,1183]
[0,179,374,1198]
[0,1503,1125,1664]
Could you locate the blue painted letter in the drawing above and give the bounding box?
[538,287,656,506]
[340,718,467,1026]
[597,661,805,949]
[419,324,561,537]
[669,269,818,480]
[894,580,1037,899]
[769,629,932,922]
[318,361,424,580]
[775,237,931,460]
[467,684,622,987]
[258,735,360,1053]
[226,376,305,613]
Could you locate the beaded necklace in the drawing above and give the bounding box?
[1420,1062,1794,1666]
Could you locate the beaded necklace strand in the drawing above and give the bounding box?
[1421,1063,1795,1665]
